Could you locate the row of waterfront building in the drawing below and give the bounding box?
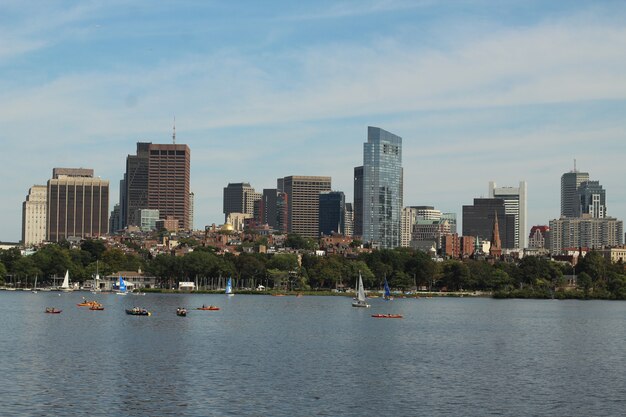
[20,126,623,256]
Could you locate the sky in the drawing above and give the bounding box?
[1,0,626,242]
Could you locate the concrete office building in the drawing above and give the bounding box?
[488,181,527,248]
[22,185,47,246]
[549,216,623,253]
[362,127,403,249]
[147,143,191,230]
[47,168,109,242]
[280,175,331,239]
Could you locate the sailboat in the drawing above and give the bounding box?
[32,276,38,294]
[60,270,73,292]
[225,277,234,296]
[91,261,101,294]
[383,277,394,301]
[352,273,370,308]
[116,276,128,295]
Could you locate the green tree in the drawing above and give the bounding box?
[31,245,74,283]
[438,260,470,291]
[80,239,107,261]
[0,261,7,284]
[267,253,299,272]
[577,251,607,287]
[12,256,42,285]
[576,271,592,296]
[0,247,22,273]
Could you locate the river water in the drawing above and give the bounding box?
[0,292,624,416]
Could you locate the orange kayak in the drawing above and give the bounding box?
[196,306,220,311]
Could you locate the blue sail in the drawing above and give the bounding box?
[119,276,127,292]
[225,277,233,295]
[384,278,391,299]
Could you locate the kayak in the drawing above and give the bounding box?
[125,309,151,316]
[45,308,62,314]
[196,306,220,311]
[371,314,403,319]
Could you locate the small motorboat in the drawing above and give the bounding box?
[176,308,187,317]
[89,304,104,311]
[371,314,403,319]
[196,305,220,311]
[125,308,151,316]
[77,300,99,307]
[45,307,62,314]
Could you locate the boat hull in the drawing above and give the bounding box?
[125,309,151,316]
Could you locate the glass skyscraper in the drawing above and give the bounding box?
[362,126,403,249]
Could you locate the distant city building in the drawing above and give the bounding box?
[362,126,403,249]
[280,175,331,239]
[226,212,252,232]
[258,189,288,233]
[410,206,442,221]
[188,192,194,230]
[441,234,475,259]
[561,168,590,218]
[109,204,121,234]
[223,183,261,221]
[528,225,550,249]
[46,168,109,242]
[441,213,457,235]
[489,181,527,248]
[318,191,346,237]
[400,207,418,247]
[136,209,160,232]
[462,198,516,249]
[411,219,452,251]
[22,185,47,246]
[147,143,191,230]
[576,181,606,218]
[353,166,363,238]
[549,216,623,253]
[155,216,179,232]
[489,213,502,258]
[123,142,150,228]
[344,203,354,238]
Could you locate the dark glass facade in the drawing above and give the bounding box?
[319,191,345,237]
[462,198,516,249]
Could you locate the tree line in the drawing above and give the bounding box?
[1,237,624,299]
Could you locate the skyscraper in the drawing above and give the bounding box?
[22,185,47,246]
[188,191,195,230]
[488,181,528,248]
[576,181,606,218]
[561,169,590,218]
[281,175,331,239]
[124,142,150,228]
[362,127,403,249]
[318,191,345,237]
[147,143,191,230]
[47,168,109,242]
[223,183,261,221]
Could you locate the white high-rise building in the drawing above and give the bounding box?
[401,207,417,247]
[22,185,47,246]
[488,181,528,249]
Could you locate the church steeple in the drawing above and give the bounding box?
[489,211,502,258]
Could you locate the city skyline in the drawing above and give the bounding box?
[2,1,626,241]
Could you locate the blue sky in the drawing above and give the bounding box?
[2,0,626,242]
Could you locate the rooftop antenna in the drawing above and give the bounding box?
[574,158,576,172]
[172,116,176,144]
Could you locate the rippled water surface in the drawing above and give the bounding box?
[0,292,624,416]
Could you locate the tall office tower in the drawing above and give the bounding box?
[124,142,150,227]
[319,191,346,236]
[22,185,47,246]
[119,177,127,229]
[353,166,363,238]
[549,216,623,253]
[576,181,606,218]
[259,189,288,232]
[281,175,331,239]
[401,207,418,247]
[188,192,194,230]
[561,169,590,217]
[223,182,261,221]
[109,204,121,234]
[344,203,354,237]
[147,143,191,230]
[462,198,516,249]
[362,127,403,249]
[488,181,528,248]
[46,168,109,242]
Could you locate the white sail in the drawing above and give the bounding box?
[60,270,73,292]
[352,272,370,308]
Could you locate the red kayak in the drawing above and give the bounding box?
[196,306,220,311]
[371,314,403,319]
